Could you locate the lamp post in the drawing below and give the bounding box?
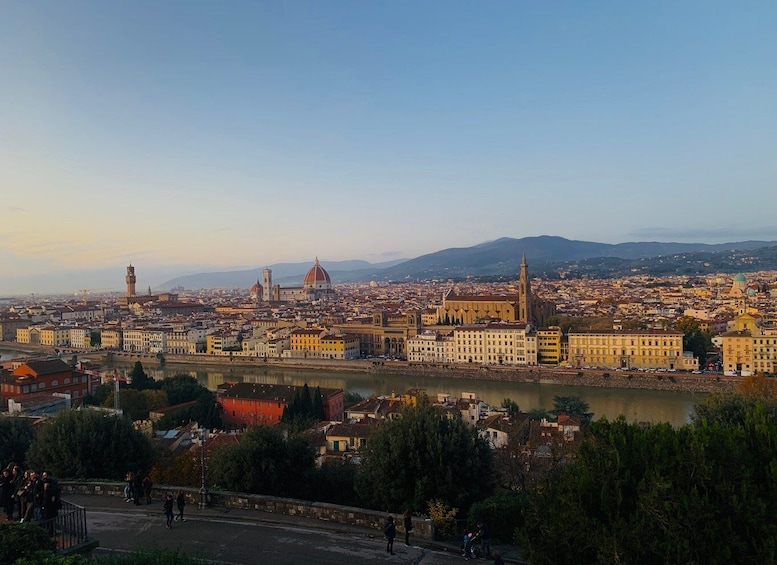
[193,427,209,508]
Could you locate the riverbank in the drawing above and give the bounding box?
[0,342,740,394]
[103,350,739,394]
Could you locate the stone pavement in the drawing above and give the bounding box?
[62,492,525,564]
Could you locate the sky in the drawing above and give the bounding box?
[1,1,776,294]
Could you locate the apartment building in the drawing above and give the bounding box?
[453,322,536,365]
[568,329,686,370]
[406,331,456,363]
[536,326,562,365]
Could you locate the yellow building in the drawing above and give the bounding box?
[537,326,562,365]
[288,328,325,358]
[206,332,239,355]
[722,313,776,375]
[100,328,123,350]
[320,333,361,360]
[568,329,686,370]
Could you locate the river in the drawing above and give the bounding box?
[1,349,703,426]
[117,361,702,426]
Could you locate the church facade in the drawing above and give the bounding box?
[438,255,555,327]
[251,257,335,304]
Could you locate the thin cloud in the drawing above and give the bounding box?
[629,226,777,241]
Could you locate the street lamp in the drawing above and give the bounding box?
[192,427,209,508]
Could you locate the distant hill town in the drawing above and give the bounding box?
[160,235,777,290]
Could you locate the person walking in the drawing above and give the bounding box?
[403,509,413,546]
[175,489,186,522]
[163,493,174,529]
[383,515,396,555]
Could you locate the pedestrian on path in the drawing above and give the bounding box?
[175,490,186,521]
[403,509,413,546]
[383,515,396,555]
[163,493,174,529]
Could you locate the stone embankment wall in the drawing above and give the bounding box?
[62,481,430,538]
[373,362,741,394]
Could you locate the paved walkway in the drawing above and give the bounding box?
[60,493,525,564]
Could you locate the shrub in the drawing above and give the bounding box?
[467,493,527,543]
[428,499,458,541]
[0,522,56,564]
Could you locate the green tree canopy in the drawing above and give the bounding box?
[501,398,520,414]
[549,395,594,424]
[520,404,777,564]
[128,361,156,391]
[0,417,35,468]
[355,398,494,514]
[208,425,316,498]
[26,409,155,479]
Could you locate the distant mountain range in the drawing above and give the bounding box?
[158,236,777,290]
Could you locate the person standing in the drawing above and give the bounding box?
[383,515,396,555]
[133,471,143,506]
[0,468,13,521]
[163,493,174,529]
[41,478,60,536]
[124,471,133,502]
[142,476,153,505]
[475,521,491,558]
[175,490,186,522]
[17,470,31,522]
[403,509,413,546]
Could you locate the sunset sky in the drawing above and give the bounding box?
[2,1,776,294]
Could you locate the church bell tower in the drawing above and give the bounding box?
[126,264,137,297]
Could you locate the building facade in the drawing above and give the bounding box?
[568,329,687,370]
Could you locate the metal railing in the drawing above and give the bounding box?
[39,500,90,553]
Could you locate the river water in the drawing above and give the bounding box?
[124,362,702,426]
[0,349,702,426]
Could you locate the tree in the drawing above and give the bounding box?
[90,330,101,347]
[356,397,494,514]
[26,409,155,480]
[501,398,520,414]
[520,410,777,564]
[127,361,155,391]
[209,425,316,498]
[158,374,222,430]
[549,395,593,424]
[282,383,325,432]
[0,417,35,466]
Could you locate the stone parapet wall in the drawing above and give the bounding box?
[61,482,429,538]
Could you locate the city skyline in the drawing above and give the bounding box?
[2,2,776,294]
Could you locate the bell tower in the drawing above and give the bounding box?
[125,264,137,297]
[518,254,531,324]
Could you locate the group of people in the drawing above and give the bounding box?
[384,512,499,562]
[122,470,186,530]
[462,521,493,560]
[0,463,62,534]
[162,490,187,529]
[122,471,153,505]
[382,511,414,555]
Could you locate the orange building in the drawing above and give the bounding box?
[217,382,344,429]
[0,358,99,404]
